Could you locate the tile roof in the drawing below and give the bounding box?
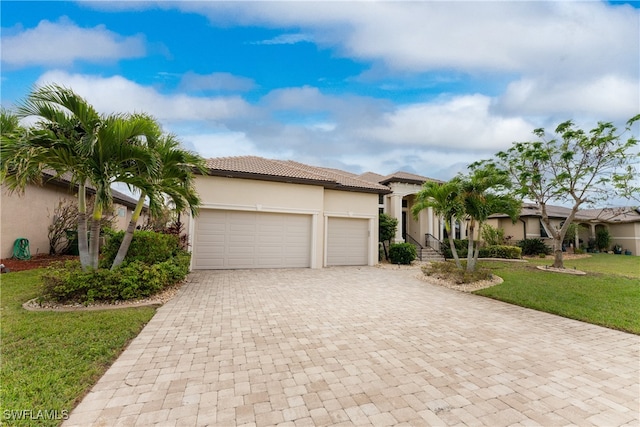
[204,156,390,193]
[379,171,443,185]
[491,203,640,223]
[357,172,385,183]
[42,170,141,209]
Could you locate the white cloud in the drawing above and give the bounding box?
[35,70,255,123]
[181,131,258,159]
[175,1,638,77]
[1,17,146,67]
[497,75,640,121]
[358,95,534,152]
[179,72,256,93]
[252,33,313,45]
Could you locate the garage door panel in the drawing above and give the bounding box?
[327,217,369,266]
[194,210,311,269]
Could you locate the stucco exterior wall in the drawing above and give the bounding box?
[1,182,137,259]
[1,183,73,258]
[192,175,381,268]
[609,222,640,255]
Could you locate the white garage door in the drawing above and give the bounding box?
[193,210,312,269]
[326,217,369,266]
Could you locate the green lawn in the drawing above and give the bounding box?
[475,254,640,334]
[1,269,156,426]
[524,252,639,277]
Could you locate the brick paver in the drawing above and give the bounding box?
[64,267,640,426]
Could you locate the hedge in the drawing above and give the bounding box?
[41,252,190,303]
[478,245,522,259]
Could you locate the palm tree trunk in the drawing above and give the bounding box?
[111,195,145,269]
[89,205,103,269]
[77,182,91,270]
[466,220,476,272]
[470,220,484,272]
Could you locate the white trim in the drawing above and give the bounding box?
[199,202,320,216]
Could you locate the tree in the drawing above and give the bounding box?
[459,164,521,272]
[111,134,205,269]
[378,213,398,261]
[412,180,465,268]
[479,115,639,268]
[1,84,157,270]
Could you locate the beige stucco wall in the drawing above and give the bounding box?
[1,182,136,259]
[1,183,74,258]
[609,222,640,256]
[192,175,381,268]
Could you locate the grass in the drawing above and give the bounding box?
[474,254,640,334]
[524,252,640,277]
[1,269,156,426]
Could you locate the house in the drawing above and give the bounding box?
[487,203,640,255]
[1,172,144,258]
[361,171,445,244]
[188,156,450,269]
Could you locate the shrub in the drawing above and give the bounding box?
[481,224,506,246]
[41,252,190,303]
[595,228,611,252]
[389,242,417,265]
[100,230,181,268]
[441,239,469,259]
[478,245,522,259]
[422,261,493,284]
[517,238,551,256]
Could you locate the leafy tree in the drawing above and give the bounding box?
[111,134,205,269]
[378,213,398,260]
[477,116,639,268]
[412,180,465,268]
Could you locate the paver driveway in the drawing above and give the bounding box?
[65,267,639,426]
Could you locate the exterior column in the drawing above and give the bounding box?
[391,194,403,243]
[427,207,433,236]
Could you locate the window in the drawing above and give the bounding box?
[117,207,126,217]
[539,219,549,238]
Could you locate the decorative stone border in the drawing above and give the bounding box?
[535,265,586,275]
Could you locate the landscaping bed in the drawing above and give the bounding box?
[0,254,78,272]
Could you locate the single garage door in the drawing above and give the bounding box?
[326,217,369,266]
[193,210,312,269]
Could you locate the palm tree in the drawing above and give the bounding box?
[111,133,205,269]
[460,165,521,272]
[2,84,157,270]
[412,180,465,268]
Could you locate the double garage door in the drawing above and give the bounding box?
[193,210,369,269]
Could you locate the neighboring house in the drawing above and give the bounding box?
[189,156,390,269]
[487,203,640,256]
[188,156,451,269]
[1,172,144,258]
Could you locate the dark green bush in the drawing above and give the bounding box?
[517,238,552,256]
[441,239,469,259]
[389,242,417,265]
[41,252,190,303]
[100,230,181,268]
[478,245,522,259]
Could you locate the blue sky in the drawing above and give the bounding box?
[1,1,639,181]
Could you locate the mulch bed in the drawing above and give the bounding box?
[0,254,78,272]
